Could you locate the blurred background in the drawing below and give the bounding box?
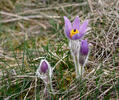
[0,0,119,99]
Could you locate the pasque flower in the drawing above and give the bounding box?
[64,16,89,40]
[36,59,53,84]
[64,16,90,78]
[36,59,54,96]
[78,40,90,76]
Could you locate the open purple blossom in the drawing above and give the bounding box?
[80,40,89,55]
[64,16,89,40]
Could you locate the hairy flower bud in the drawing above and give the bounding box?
[40,61,48,73]
[80,40,89,55]
[36,59,53,84]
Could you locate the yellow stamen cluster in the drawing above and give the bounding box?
[70,29,79,38]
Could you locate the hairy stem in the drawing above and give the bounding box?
[72,52,79,78]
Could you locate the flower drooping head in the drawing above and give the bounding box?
[80,40,89,55]
[64,16,89,40]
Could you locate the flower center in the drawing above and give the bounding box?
[70,29,79,38]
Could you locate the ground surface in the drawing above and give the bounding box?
[0,0,119,100]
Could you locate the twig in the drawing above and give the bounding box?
[14,75,36,78]
[19,2,88,15]
[98,85,113,99]
[87,0,93,13]
[0,11,61,23]
[24,82,33,100]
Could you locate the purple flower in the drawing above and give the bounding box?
[36,59,53,84]
[64,16,89,40]
[80,40,89,55]
[40,60,48,73]
[36,59,54,93]
[36,59,53,76]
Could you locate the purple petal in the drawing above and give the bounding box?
[72,16,80,30]
[79,20,89,34]
[80,40,89,55]
[64,16,72,39]
[71,33,85,40]
[40,61,48,73]
[71,33,80,40]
